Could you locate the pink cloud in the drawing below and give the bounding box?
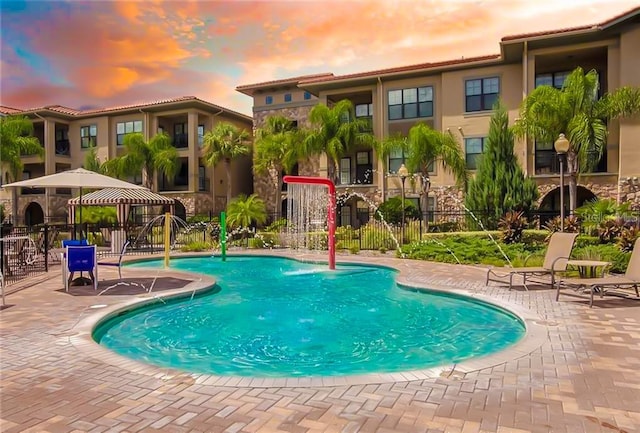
[1,0,637,116]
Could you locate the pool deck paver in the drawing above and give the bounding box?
[1,250,640,433]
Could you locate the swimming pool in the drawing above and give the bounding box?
[94,256,525,377]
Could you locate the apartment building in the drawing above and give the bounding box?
[237,7,640,227]
[0,97,253,225]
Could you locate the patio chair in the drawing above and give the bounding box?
[98,241,130,280]
[556,237,640,307]
[486,232,578,291]
[63,245,98,291]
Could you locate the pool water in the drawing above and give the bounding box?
[94,256,525,377]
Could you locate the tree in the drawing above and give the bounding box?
[303,100,375,183]
[0,115,43,223]
[465,104,538,229]
[202,122,251,207]
[226,193,267,229]
[253,115,301,216]
[83,143,105,174]
[406,123,468,230]
[515,67,640,212]
[103,132,179,190]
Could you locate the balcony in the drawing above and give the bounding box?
[535,150,607,175]
[55,140,70,156]
[21,188,45,195]
[173,133,188,148]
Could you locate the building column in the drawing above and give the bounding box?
[187,111,199,193]
[44,119,56,222]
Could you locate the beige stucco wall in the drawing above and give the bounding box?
[618,26,640,180]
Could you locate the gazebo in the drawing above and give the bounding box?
[68,188,175,252]
[68,188,175,224]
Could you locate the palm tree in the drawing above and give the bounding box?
[83,143,105,174]
[103,132,179,190]
[0,115,43,223]
[226,193,267,229]
[253,115,301,216]
[303,100,375,184]
[202,122,251,207]
[405,123,467,230]
[515,67,640,212]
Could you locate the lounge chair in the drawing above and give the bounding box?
[63,245,98,291]
[557,237,640,307]
[486,232,578,291]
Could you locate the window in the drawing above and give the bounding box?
[304,92,312,100]
[388,86,433,120]
[116,120,142,145]
[355,151,372,184]
[535,71,571,89]
[465,137,485,169]
[198,165,207,191]
[198,124,205,147]
[355,103,373,131]
[284,93,292,102]
[388,148,405,174]
[80,125,97,148]
[339,157,351,185]
[265,95,273,105]
[55,128,69,155]
[173,123,188,148]
[465,77,499,112]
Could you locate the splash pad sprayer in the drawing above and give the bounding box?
[220,211,227,261]
[164,212,171,268]
[283,175,336,270]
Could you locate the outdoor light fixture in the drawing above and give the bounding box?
[554,133,570,232]
[398,164,409,244]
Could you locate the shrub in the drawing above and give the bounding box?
[428,220,462,233]
[375,197,420,224]
[543,216,580,240]
[264,218,288,232]
[618,226,639,252]
[180,241,213,252]
[187,214,216,224]
[498,211,527,244]
[349,245,360,254]
[597,218,625,243]
[360,224,398,251]
[248,237,266,249]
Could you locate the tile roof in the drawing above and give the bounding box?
[0,96,251,120]
[0,106,25,115]
[299,54,502,84]
[502,5,640,41]
[236,73,334,91]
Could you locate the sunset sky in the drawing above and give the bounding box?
[1,0,638,116]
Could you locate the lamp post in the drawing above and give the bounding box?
[398,163,409,244]
[554,133,570,232]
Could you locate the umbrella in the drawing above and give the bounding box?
[2,168,147,232]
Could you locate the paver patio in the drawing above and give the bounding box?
[1,251,639,433]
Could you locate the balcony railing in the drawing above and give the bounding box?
[535,150,607,175]
[55,140,70,156]
[21,188,45,195]
[173,133,188,148]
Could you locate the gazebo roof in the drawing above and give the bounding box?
[68,188,175,206]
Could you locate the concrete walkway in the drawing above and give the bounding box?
[1,251,639,433]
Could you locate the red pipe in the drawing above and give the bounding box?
[283,175,336,270]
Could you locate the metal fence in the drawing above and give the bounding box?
[0,218,217,286]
